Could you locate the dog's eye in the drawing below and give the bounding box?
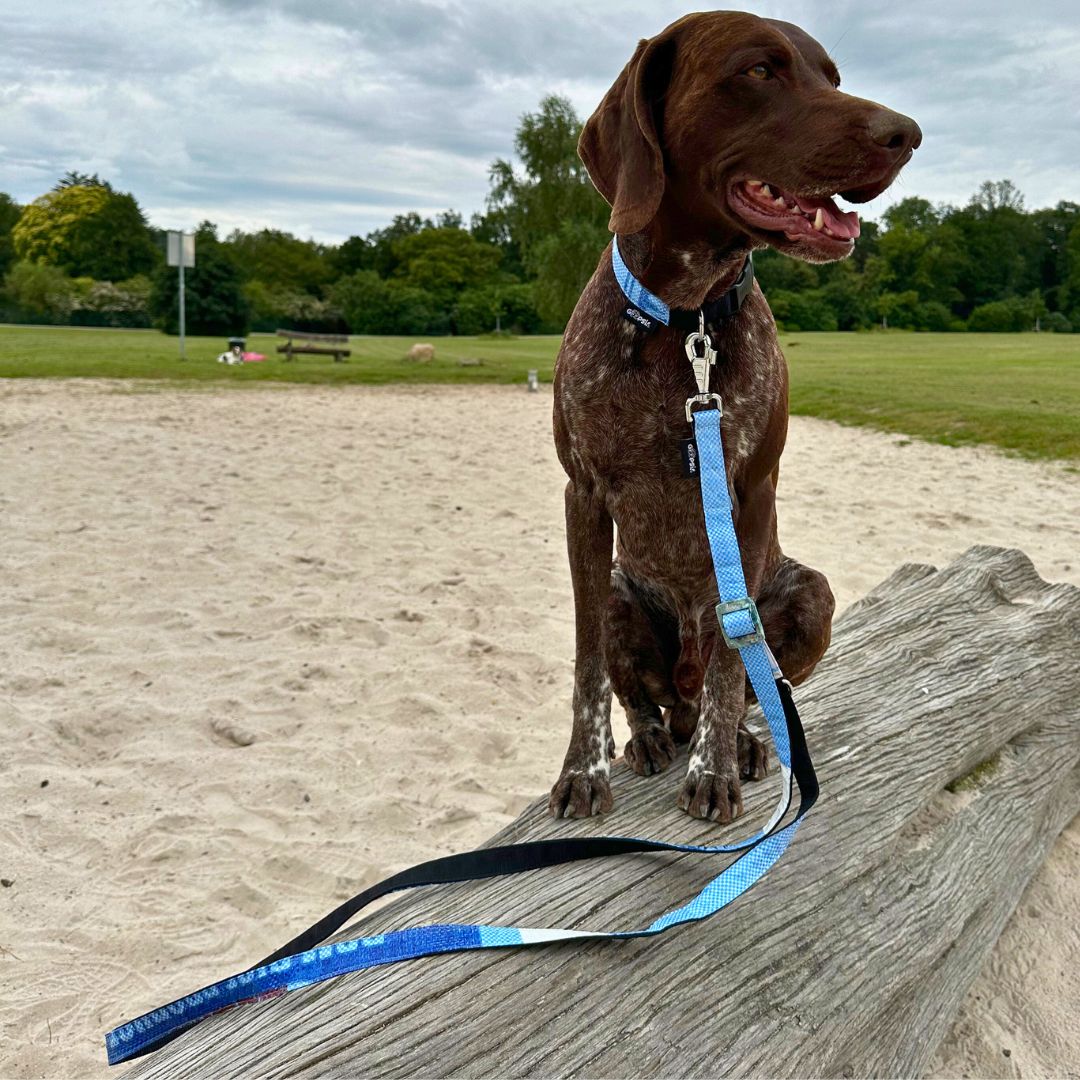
[746,64,772,80]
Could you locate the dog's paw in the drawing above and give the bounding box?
[624,725,676,777]
[548,770,614,818]
[737,724,769,781]
[677,767,743,823]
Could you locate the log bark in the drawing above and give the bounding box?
[126,546,1080,1079]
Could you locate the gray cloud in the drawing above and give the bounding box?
[2,0,1078,241]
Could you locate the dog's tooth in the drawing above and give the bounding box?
[813,208,824,231]
[761,184,772,197]
[747,179,764,188]
[774,195,786,207]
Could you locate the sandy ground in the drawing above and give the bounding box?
[0,379,1077,1079]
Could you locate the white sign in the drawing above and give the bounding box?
[166,231,196,268]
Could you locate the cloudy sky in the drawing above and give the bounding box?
[3,0,1078,242]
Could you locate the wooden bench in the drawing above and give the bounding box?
[276,329,351,363]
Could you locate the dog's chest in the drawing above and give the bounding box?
[561,331,772,581]
[568,332,767,489]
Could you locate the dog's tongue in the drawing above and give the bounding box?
[796,194,860,239]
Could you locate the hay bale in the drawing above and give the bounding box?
[407,344,435,363]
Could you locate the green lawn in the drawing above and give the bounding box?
[1,324,1077,461]
[0,325,560,386]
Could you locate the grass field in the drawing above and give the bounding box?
[1,324,1077,461]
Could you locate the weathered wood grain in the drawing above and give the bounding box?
[126,546,1080,1079]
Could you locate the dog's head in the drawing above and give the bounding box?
[580,11,921,263]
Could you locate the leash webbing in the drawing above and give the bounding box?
[104,406,818,1067]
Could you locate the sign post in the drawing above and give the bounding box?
[166,232,196,360]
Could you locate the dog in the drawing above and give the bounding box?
[548,11,920,821]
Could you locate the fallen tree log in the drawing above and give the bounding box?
[126,546,1080,1079]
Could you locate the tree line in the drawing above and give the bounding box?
[2,98,1079,337]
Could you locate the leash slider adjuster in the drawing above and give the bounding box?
[716,596,766,649]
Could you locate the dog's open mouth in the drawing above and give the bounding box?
[729,179,861,248]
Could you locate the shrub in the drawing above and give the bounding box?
[455,283,541,335]
[70,275,153,327]
[768,289,838,332]
[967,296,1037,332]
[2,260,79,319]
[329,270,439,335]
[244,280,344,333]
[1040,311,1072,333]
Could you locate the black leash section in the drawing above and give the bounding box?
[255,677,817,969]
[107,680,815,1065]
[256,834,688,967]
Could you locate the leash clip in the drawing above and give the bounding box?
[685,393,724,423]
[684,309,717,397]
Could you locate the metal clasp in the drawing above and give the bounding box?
[684,309,717,397]
[716,596,766,649]
[684,309,720,423]
[685,393,724,423]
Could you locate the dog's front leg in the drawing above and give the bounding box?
[677,642,745,821]
[548,480,616,818]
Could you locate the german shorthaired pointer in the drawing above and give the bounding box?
[549,11,921,821]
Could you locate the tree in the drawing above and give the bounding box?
[486,95,610,328]
[225,229,333,295]
[329,270,439,335]
[1062,217,1080,321]
[149,222,248,335]
[1030,201,1080,312]
[454,283,541,335]
[0,193,20,278]
[13,179,159,281]
[366,213,433,278]
[529,218,609,326]
[392,226,502,310]
[945,181,1041,312]
[330,235,374,277]
[55,171,109,190]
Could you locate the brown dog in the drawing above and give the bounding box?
[548,11,920,821]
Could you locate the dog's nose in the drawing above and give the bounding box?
[868,109,922,155]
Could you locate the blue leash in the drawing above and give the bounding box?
[104,256,818,1067]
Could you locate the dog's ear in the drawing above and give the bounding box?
[578,33,678,235]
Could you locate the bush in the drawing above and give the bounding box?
[918,301,959,332]
[2,260,79,319]
[1040,311,1072,333]
[69,275,153,327]
[330,270,441,335]
[967,296,1037,332]
[454,283,541,335]
[768,288,838,332]
[243,280,344,333]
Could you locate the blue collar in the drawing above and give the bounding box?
[612,235,754,333]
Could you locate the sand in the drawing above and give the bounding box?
[0,379,1077,1079]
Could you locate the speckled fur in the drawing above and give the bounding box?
[548,11,919,820]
